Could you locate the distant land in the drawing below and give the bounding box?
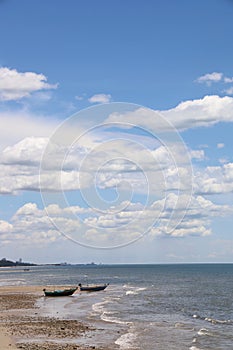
[0,258,36,267]
[0,259,100,267]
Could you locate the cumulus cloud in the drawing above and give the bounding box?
[224,86,233,95]
[162,95,233,130]
[78,193,232,242]
[196,72,223,85]
[193,162,233,194]
[0,67,57,101]
[149,193,232,237]
[0,110,59,150]
[0,220,13,233]
[0,131,231,199]
[106,95,233,131]
[2,137,48,166]
[190,149,205,160]
[0,193,231,248]
[88,93,111,104]
[219,158,228,164]
[195,72,233,95]
[0,203,57,246]
[224,77,233,83]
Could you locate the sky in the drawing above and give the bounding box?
[0,0,233,264]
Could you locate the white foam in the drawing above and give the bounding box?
[92,300,109,314]
[204,317,232,325]
[92,299,130,325]
[197,328,214,336]
[101,312,130,325]
[125,286,147,295]
[136,287,147,291]
[189,346,202,350]
[126,290,138,295]
[115,332,137,349]
[123,285,146,290]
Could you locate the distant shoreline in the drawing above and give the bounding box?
[1,258,233,268]
[0,258,36,268]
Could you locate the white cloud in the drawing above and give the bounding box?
[195,72,233,95]
[224,86,233,95]
[149,194,231,237]
[190,149,205,160]
[0,109,60,150]
[0,220,13,233]
[0,67,57,101]
[194,162,233,194]
[3,73,233,205]
[88,93,111,104]
[162,95,233,130]
[0,193,230,249]
[196,72,223,85]
[218,158,228,164]
[0,132,227,198]
[217,143,224,149]
[65,193,233,241]
[0,203,58,246]
[2,95,233,200]
[106,95,233,131]
[224,77,233,83]
[2,136,48,165]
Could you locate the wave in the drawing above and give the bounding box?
[123,284,146,290]
[124,285,147,296]
[126,290,138,295]
[197,328,215,337]
[204,317,232,325]
[192,314,232,325]
[101,312,131,325]
[92,299,131,325]
[92,300,109,314]
[115,331,138,349]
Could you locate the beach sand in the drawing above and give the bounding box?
[0,326,18,350]
[0,286,111,350]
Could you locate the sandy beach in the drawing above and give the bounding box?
[0,286,111,350]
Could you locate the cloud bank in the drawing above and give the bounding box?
[0,67,57,101]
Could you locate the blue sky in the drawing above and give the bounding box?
[0,0,233,263]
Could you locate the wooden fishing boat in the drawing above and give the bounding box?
[43,287,77,297]
[78,283,109,292]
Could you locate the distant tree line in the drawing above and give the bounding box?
[0,258,36,267]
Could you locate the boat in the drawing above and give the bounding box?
[78,283,109,292]
[43,287,77,297]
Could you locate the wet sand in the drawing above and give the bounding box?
[0,286,111,350]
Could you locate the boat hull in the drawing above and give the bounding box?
[79,284,108,292]
[43,288,77,297]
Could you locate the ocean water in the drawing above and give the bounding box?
[1,264,233,349]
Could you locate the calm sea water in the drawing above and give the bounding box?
[1,264,233,349]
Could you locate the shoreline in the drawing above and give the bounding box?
[0,285,117,350]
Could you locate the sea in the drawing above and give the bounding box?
[0,263,233,349]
